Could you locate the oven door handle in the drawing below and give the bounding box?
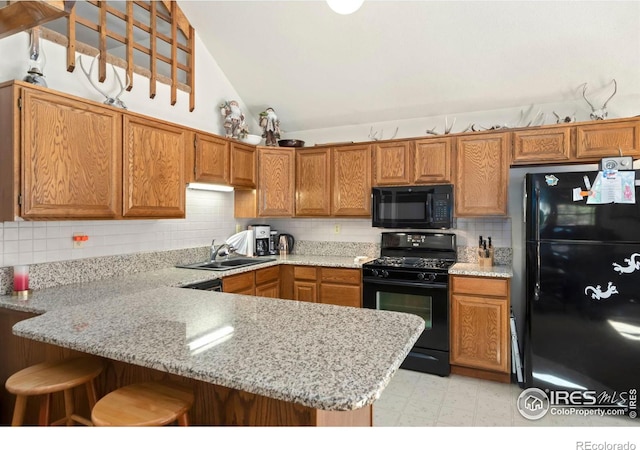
[363,278,447,289]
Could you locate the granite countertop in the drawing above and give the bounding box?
[0,255,372,314]
[449,262,513,278]
[11,286,424,411]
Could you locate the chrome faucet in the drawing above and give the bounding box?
[210,239,235,262]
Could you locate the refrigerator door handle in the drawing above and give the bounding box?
[534,187,540,241]
[534,242,541,302]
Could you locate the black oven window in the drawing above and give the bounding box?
[376,292,432,330]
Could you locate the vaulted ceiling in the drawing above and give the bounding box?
[178,1,640,132]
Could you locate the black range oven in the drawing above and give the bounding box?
[363,232,456,376]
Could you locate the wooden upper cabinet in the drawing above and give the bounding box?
[257,147,295,217]
[230,142,256,188]
[332,144,372,216]
[372,141,412,186]
[413,137,453,184]
[295,148,331,216]
[576,119,640,159]
[21,88,122,219]
[194,133,230,184]
[512,127,572,165]
[122,115,187,218]
[455,133,509,217]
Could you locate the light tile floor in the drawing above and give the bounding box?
[373,369,638,427]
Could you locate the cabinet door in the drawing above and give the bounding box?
[450,293,509,373]
[455,133,508,216]
[223,271,255,294]
[230,142,256,188]
[123,116,187,218]
[293,280,317,302]
[413,138,452,184]
[372,141,411,186]
[258,147,294,217]
[255,280,280,299]
[332,145,372,216]
[295,148,331,216]
[576,120,640,159]
[21,89,122,219]
[194,133,230,184]
[512,127,571,165]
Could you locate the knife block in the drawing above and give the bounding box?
[478,248,494,268]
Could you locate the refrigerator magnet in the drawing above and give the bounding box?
[544,175,559,186]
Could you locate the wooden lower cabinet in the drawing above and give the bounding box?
[288,266,362,307]
[318,268,361,308]
[255,266,280,298]
[223,266,280,297]
[222,271,255,295]
[449,275,511,383]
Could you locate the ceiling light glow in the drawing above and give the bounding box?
[326,0,364,15]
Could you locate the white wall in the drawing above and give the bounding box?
[6,26,635,268]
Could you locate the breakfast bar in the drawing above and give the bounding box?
[1,281,424,426]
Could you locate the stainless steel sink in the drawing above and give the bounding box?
[176,257,276,271]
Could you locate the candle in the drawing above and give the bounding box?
[13,265,29,292]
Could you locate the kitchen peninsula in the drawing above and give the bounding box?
[0,263,424,426]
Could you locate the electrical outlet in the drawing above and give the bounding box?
[334,224,341,234]
[73,233,87,248]
[235,223,242,233]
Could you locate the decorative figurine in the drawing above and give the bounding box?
[220,100,249,139]
[259,107,281,146]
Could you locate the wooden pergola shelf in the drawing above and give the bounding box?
[0,0,74,40]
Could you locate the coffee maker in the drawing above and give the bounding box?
[248,224,270,256]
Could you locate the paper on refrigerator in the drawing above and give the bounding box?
[586,170,636,204]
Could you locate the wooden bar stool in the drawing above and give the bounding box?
[91,381,194,426]
[5,356,104,426]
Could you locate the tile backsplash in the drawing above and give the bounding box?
[2,188,512,269]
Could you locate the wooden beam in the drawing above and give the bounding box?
[66,4,76,72]
[149,0,157,99]
[170,1,177,106]
[98,1,106,82]
[0,0,74,40]
[188,25,195,112]
[126,0,133,91]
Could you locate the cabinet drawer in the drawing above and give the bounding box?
[320,268,361,285]
[293,266,317,281]
[451,276,509,297]
[319,284,361,308]
[255,265,279,285]
[223,272,254,293]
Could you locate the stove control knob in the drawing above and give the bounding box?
[371,269,379,277]
[381,270,389,278]
[418,273,436,281]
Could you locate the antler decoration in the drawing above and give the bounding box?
[369,127,399,141]
[77,54,130,109]
[582,79,617,120]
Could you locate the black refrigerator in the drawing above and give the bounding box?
[524,170,640,395]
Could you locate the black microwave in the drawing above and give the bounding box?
[371,185,454,229]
